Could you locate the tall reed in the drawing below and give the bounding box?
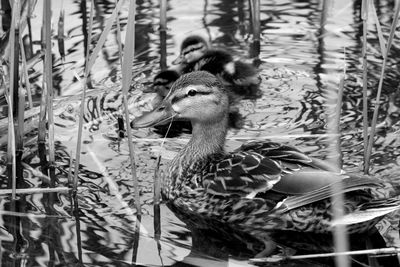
[8,0,21,197]
[121,0,141,216]
[72,0,124,195]
[115,0,123,67]
[364,3,400,173]
[249,0,260,58]
[361,0,369,173]
[19,33,33,109]
[73,0,95,194]
[57,9,65,61]
[330,55,349,267]
[159,0,167,70]
[38,0,48,174]
[44,0,56,187]
[6,92,16,199]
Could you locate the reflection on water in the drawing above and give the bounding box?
[1,0,400,266]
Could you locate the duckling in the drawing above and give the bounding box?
[173,35,261,98]
[132,71,400,257]
[152,69,180,98]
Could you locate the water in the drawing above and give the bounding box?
[1,0,400,266]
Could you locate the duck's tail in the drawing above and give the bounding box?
[330,197,400,227]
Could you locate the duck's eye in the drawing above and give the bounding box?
[187,89,197,96]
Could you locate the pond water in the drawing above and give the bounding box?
[1,0,400,266]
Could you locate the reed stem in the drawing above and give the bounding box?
[159,0,167,70]
[57,9,65,61]
[249,0,260,58]
[329,63,349,267]
[361,0,369,173]
[44,0,56,187]
[87,1,124,72]
[364,4,400,173]
[115,0,123,67]
[122,0,141,216]
[73,0,94,194]
[250,247,400,263]
[0,187,78,195]
[38,0,48,173]
[5,92,16,200]
[19,33,33,109]
[8,0,21,198]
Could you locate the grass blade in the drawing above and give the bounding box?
[361,0,369,173]
[250,247,400,263]
[19,32,33,109]
[5,92,16,200]
[370,1,386,56]
[57,9,65,61]
[121,0,141,216]
[86,0,124,73]
[159,0,167,70]
[73,0,95,194]
[44,0,56,186]
[115,0,123,67]
[365,4,400,173]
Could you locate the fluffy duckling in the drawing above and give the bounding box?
[132,71,400,257]
[173,35,261,98]
[152,69,180,98]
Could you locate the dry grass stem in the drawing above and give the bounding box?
[250,247,400,263]
[361,0,369,173]
[365,4,400,173]
[73,0,94,193]
[0,187,81,196]
[5,92,16,200]
[122,0,141,216]
[370,1,386,56]
[115,0,123,67]
[329,51,349,267]
[44,0,56,186]
[86,0,124,72]
[19,33,33,109]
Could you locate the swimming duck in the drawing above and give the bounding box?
[135,69,244,135]
[173,35,261,98]
[132,71,400,256]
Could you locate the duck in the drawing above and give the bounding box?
[135,69,244,136]
[132,71,400,256]
[173,35,261,98]
[152,69,180,98]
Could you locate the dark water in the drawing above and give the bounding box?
[1,0,400,266]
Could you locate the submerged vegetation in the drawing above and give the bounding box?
[0,0,400,266]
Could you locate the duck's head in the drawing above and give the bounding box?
[132,71,229,128]
[172,35,209,65]
[152,70,180,97]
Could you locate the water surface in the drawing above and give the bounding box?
[1,0,400,266]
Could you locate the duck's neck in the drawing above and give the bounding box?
[175,115,228,170]
[164,115,228,199]
[187,118,228,158]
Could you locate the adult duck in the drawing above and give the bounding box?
[136,69,244,133]
[132,71,400,256]
[173,35,261,98]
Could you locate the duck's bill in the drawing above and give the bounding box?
[131,105,174,128]
[172,55,183,65]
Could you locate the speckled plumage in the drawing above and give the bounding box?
[133,71,400,254]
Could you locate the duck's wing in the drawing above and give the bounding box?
[239,140,341,176]
[237,141,384,197]
[277,174,383,213]
[201,151,282,197]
